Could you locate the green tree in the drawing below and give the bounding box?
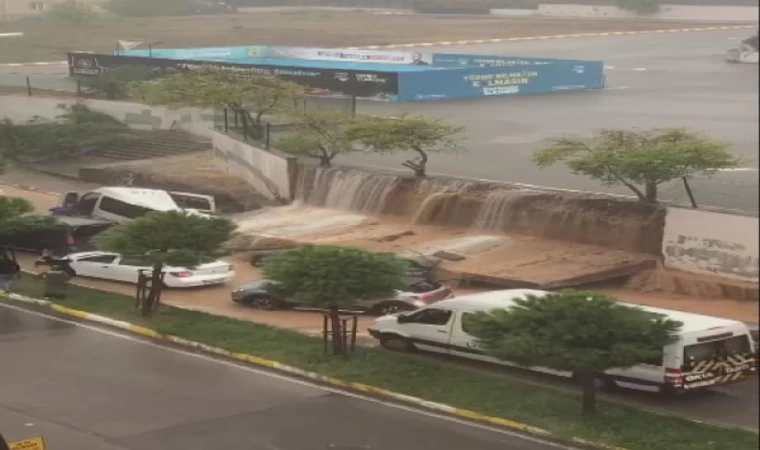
[47,0,99,24]
[347,113,465,177]
[95,211,236,317]
[134,68,306,139]
[466,291,682,415]
[78,65,159,100]
[532,128,739,203]
[0,104,129,163]
[0,196,56,237]
[263,245,406,355]
[275,110,359,167]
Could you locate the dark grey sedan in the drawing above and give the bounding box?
[231,278,452,316]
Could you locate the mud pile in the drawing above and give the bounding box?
[295,165,666,255]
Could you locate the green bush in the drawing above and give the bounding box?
[47,0,99,24]
[614,0,661,14]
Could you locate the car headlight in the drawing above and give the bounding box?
[412,300,426,308]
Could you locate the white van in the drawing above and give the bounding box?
[367,289,757,393]
[60,187,216,224]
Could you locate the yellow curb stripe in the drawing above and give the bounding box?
[4,295,628,450]
[50,304,92,319]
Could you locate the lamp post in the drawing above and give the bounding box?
[148,41,164,58]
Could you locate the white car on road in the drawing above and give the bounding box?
[64,251,234,288]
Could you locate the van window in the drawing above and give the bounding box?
[684,335,752,363]
[76,192,101,216]
[99,196,154,219]
[406,309,452,326]
[461,313,478,335]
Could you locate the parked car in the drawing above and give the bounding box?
[0,217,115,256]
[231,277,453,316]
[250,248,440,277]
[64,251,234,288]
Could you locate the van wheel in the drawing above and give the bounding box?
[371,301,415,316]
[380,334,414,352]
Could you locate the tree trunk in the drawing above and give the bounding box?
[412,146,428,177]
[143,262,163,317]
[644,182,658,203]
[578,371,598,416]
[328,305,344,355]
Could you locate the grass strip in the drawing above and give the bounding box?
[7,275,758,450]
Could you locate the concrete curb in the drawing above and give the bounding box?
[0,182,65,197]
[350,25,754,49]
[0,292,627,450]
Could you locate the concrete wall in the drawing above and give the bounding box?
[0,95,215,138]
[211,130,297,202]
[529,4,760,21]
[662,207,759,282]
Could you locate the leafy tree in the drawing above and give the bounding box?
[263,245,406,355]
[466,291,681,415]
[533,128,739,203]
[95,211,236,317]
[0,196,57,237]
[47,0,99,24]
[134,68,306,139]
[0,104,129,164]
[275,110,359,167]
[78,65,160,100]
[347,113,465,177]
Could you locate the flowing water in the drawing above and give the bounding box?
[474,189,545,231]
[296,166,400,214]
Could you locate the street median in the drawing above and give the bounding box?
[1,275,757,450]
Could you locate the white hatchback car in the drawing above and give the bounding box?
[64,251,234,288]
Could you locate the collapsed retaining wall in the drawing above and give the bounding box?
[295,165,666,255]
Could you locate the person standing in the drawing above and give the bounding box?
[0,252,21,293]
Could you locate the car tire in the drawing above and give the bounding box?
[245,294,281,311]
[370,301,416,316]
[380,334,415,352]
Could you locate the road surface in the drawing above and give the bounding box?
[0,303,572,450]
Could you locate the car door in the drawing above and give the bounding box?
[69,254,119,279]
[113,256,152,284]
[400,308,454,354]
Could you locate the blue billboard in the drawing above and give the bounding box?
[397,60,604,101]
[119,46,268,60]
[431,53,556,67]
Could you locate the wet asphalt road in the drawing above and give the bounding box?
[0,303,572,450]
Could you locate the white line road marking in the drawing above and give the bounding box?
[0,302,579,450]
[633,68,648,71]
[603,86,630,90]
[0,32,24,37]
[718,167,758,172]
[604,65,615,69]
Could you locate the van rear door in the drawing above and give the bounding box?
[681,332,756,390]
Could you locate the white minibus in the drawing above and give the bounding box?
[368,289,757,393]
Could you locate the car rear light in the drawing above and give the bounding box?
[169,271,193,278]
[665,368,684,386]
[415,292,438,301]
[65,233,75,246]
